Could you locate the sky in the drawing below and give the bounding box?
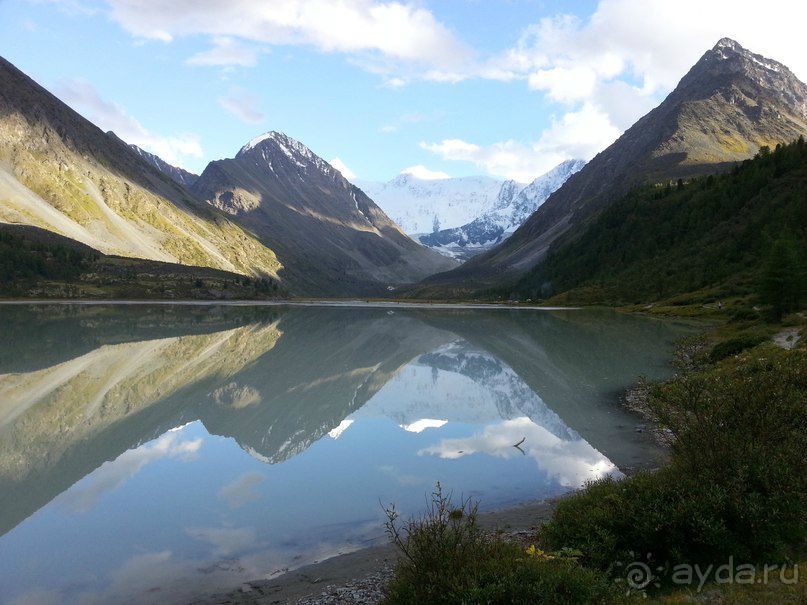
[1,0,805,183]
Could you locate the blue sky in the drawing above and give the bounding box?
[1,0,804,182]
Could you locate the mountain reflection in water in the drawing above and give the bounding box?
[0,304,693,604]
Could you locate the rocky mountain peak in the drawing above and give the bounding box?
[683,38,807,117]
[713,37,743,52]
[235,130,339,181]
[238,130,310,159]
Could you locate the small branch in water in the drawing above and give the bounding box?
[513,437,526,454]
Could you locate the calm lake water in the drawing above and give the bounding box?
[0,304,694,604]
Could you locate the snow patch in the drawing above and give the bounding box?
[328,419,355,439]
[401,418,448,433]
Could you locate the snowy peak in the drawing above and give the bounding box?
[236,130,338,179]
[419,159,584,259]
[358,174,508,235]
[686,38,807,117]
[238,130,301,155]
[704,37,790,76]
[491,180,522,211]
[712,37,743,52]
[517,160,586,211]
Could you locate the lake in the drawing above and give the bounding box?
[0,303,694,604]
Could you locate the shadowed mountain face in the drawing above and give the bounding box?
[0,57,282,279]
[191,133,457,295]
[418,38,807,293]
[0,304,694,544]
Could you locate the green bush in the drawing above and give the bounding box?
[728,307,759,323]
[383,484,615,604]
[707,334,766,361]
[540,348,807,577]
[540,468,769,573]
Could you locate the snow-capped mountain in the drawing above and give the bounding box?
[356,174,508,235]
[420,159,585,259]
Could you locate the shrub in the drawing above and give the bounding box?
[650,347,806,558]
[707,334,766,361]
[383,484,615,604]
[728,307,759,323]
[540,348,807,577]
[540,469,768,573]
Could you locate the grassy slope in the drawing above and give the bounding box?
[0,56,282,280]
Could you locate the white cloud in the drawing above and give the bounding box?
[422,104,618,181]
[187,36,261,67]
[101,0,471,71]
[329,157,357,180]
[54,78,203,168]
[400,165,450,180]
[427,0,806,180]
[383,76,408,88]
[218,472,265,508]
[489,0,807,119]
[527,65,598,103]
[49,0,807,181]
[419,417,618,488]
[219,88,265,124]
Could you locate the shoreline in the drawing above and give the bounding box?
[0,298,580,311]
[196,497,564,605]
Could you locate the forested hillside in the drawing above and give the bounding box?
[510,138,806,306]
[0,225,284,300]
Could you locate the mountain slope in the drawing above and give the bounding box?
[417,38,807,294]
[420,160,584,259]
[513,139,807,304]
[191,132,457,295]
[357,174,506,235]
[127,141,199,188]
[0,56,281,278]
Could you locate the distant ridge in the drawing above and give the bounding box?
[126,140,199,188]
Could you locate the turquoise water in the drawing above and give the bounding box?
[0,304,693,604]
